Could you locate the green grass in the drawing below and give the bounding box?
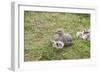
[24,11,90,61]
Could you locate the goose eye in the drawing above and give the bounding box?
[56,43,59,47]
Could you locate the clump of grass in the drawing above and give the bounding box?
[24,11,90,61]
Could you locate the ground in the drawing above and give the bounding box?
[24,11,90,61]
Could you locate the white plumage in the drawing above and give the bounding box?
[52,41,64,49]
[76,28,90,40]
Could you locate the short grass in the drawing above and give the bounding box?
[24,11,90,61]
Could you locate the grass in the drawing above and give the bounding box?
[24,11,90,61]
